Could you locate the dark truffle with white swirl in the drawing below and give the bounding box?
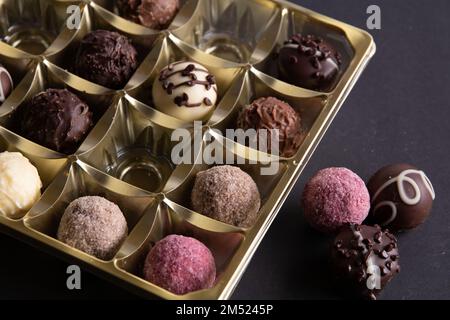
[331,224,400,300]
[0,65,13,104]
[367,164,435,231]
[152,61,218,122]
[236,97,303,157]
[277,34,342,91]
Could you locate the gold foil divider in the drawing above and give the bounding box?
[114,200,244,299]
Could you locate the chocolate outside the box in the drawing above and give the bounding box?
[74,30,138,89]
[277,34,342,91]
[367,164,435,231]
[331,224,400,300]
[117,0,180,30]
[17,88,93,154]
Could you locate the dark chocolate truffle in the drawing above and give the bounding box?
[236,97,303,157]
[277,34,342,91]
[191,165,261,228]
[19,88,93,154]
[74,30,138,89]
[57,196,128,260]
[117,0,180,30]
[367,164,435,231]
[0,65,13,103]
[331,224,400,300]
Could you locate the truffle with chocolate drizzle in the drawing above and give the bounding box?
[367,163,435,231]
[331,224,400,300]
[152,61,218,121]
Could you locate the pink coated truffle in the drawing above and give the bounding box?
[301,167,370,233]
[143,235,216,295]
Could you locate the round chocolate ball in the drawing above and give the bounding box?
[277,34,342,91]
[331,224,400,300]
[191,165,261,228]
[0,64,13,104]
[236,96,303,158]
[143,235,216,295]
[0,151,42,219]
[74,30,138,89]
[19,88,93,154]
[152,61,218,122]
[367,164,435,231]
[301,167,370,233]
[57,196,128,260]
[117,0,180,30]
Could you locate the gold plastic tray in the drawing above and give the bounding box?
[0,0,375,299]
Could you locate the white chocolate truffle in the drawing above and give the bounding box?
[0,151,42,219]
[152,61,218,122]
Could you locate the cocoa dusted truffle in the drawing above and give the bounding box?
[152,61,218,122]
[143,235,216,295]
[57,196,128,260]
[74,30,138,89]
[367,164,435,231]
[236,97,303,157]
[191,165,261,228]
[331,224,400,300]
[0,64,13,104]
[301,167,370,233]
[277,34,342,91]
[117,0,180,30]
[18,88,93,154]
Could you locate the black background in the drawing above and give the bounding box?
[0,0,449,300]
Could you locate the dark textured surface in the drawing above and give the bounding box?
[0,0,449,300]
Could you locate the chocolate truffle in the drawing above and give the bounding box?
[74,30,138,89]
[143,235,216,295]
[331,224,400,300]
[117,0,180,30]
[152,61,218,122]
[236,96,303,157]
[0,151,42,219]
[191,165,260,228]
[301,167,370,233]
[18,88,93,154]
[57,196,128,260]
[277,34,342,91]
[367,164,435,231]
[0,65,13,103]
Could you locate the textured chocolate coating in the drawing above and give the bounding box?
[236,97,303,157]
[74,30,138,89]
[367,164,435,231]
[191,166,261,228]
[19,88,93,154]
[277,34,342,91]
[57,196,128,260]
[331,224,400,300]
[117,0,180,30]
[0,64,13,104]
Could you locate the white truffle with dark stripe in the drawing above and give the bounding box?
[152,61,218,122]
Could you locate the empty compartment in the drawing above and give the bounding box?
[172,0,282,64]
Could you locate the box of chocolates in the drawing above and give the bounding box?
[0,0,375,299]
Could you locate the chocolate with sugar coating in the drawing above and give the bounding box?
[117,0,180,30]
